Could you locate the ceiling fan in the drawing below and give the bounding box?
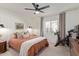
[25,3,50,14]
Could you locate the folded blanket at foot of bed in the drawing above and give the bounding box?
[19,37,49,56]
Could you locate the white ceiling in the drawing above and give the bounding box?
[0,3,79,17]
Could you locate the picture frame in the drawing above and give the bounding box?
[15,23,24,30]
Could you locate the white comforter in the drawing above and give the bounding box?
[19,37,46,56]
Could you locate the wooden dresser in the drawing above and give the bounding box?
[70,38,79,56]
[0,40,7,53]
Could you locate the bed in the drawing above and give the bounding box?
[8,34,49,56]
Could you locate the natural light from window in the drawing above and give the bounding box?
[45,20,58,33]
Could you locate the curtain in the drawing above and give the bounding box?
[40,17,44,37]
[59,12,66,40]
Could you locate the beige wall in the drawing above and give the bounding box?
[66,8,79,34]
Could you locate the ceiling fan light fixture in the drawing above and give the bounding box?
[34,11,40,14]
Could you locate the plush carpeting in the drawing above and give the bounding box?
[0,44,70,56]
[37,44,70,56]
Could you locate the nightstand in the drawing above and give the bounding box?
[0,40,7,53]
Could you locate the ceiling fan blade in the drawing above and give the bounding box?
[39,10,44,13]
[32,3,37,8]
[25,8,35,10]
[39,5,50,10]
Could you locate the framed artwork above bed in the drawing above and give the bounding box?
[15,23,24,30]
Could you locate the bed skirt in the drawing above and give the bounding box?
[28,39,49,56]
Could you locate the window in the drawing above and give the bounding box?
[45,21,51,32]
[45,21,50,28]
[45,20,58,33]
[51,20,58,33]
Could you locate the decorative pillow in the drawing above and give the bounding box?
[18,35,23,39]
[17,33,23,39]
[13,32,23,39]
[12,33,18,39]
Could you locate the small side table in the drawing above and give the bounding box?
[0,40,7,53]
